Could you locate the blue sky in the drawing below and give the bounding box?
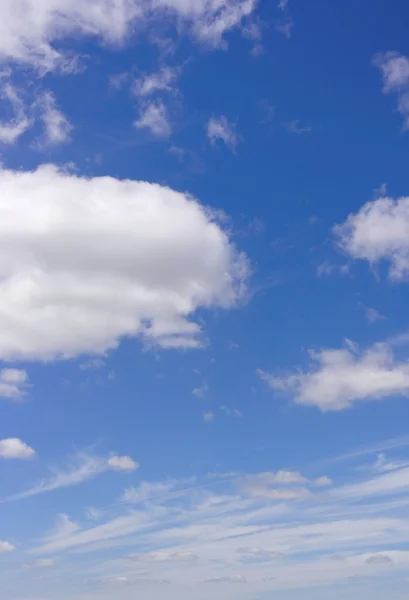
[1,0,409,598]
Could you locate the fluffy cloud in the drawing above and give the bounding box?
[0,72,31,143]
[373,52,409,130]
[0,0,257,71]
[0,369,30,399]
[0,540,15,553]
[258,342,409,411]
[107,455,139,472]
[132,67,180,97]
[334,196,409,279]
[207,115,241,151]
[36,91,72,145]
[0,438,36,459]
[134,100,172,137]
[0,165,248,361]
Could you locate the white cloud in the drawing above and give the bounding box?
[0,540,15,553]
[107,455,139,472]
[22,558,55,568]
[192,383,208,398]
[132,67,179,96]
[283,119,311,134]
[134,100,171,137]
[258,341,409,411]
[366,307,385,324]
[334,195,409,280]
[374,52,409,130]
[207,115,241,151]
[0,438,36,459]
[0,369,30,399]
[4,451,139,501]
[276,20,294,39]
[203,410,215,422]
[314,476,333,487]
[238,546,283,559]
[36,90,72,145]
[220,405,242,417]
[0,165,248,361]
[0,72,31,143]
[0,0,258,71]
[132,550,198,562]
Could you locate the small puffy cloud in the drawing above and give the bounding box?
[207,115,241,151]
[240,470,312,500]
[134,101,171,137]
[334,196,409,280]
[0,540,15,553]
[365,554,393,565]
[365,307,386,325]
[0,369,30,399]
[192,383,208,398]
[276,20,294,39]
[23,558,55,568]
[283,119,311,134]
[0,72,32,143]
[107,455,139,472]
[0,165,248,361]
[203,410,215,422]
[220,405,242,417]
[258,341,409,411]
[132,67,180,97]
[36,91,72,145]
[0,438,36,459]
[373,52,409,130]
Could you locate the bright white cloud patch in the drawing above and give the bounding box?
[0,72,31,143]
[0,0,257,71]
[374,52,409,130]
[23,558,55,568]
[0,438,36,459]
[132,67,180,97]
[0,540,15,553]
[0,368,29,399]
[107,455,139,472]
[334,195,409,280]
[0,165,248,361]
[134,101,171,137]
[258,341,409,411]
[36,91,72,145]
[207,115,241,151]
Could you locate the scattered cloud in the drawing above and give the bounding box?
[203,575,247,584]
[0,165,249,361]
[132,67,180,97]
[134,100,172,137]
[0,540,15,553]
[107,455,139,472]
[203,411,215,422]
[192,383,208,398]
[276,20,294,39]
[238,546,283,559]
[0,369,30,400]
[365,554,393,565]
[283,119,312,134]
[0,438,36,460]
[373,52,409,130]
[0,0,258,71]
[220,405,242,417]
[79,358,106,371]
[207,115,241,151]
[334,195,409,280]
[22,558,55,568]
[258,340,409,411]
[4,451,139,502]
[132,550,198,562]
[314,476,333,487]
[365,307,386,325]
[36,90,72,145]
[0,72,31,143]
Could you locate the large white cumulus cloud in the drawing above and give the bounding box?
[0,165,248,361]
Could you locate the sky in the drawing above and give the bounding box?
[1,0,409,598]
